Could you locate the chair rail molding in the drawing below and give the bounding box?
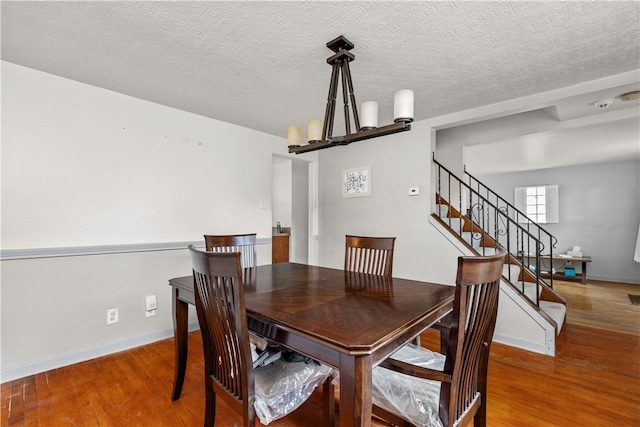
[0,238,272,260]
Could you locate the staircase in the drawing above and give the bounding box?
[432,158,566,355]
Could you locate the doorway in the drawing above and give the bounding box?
[272,155,309,263]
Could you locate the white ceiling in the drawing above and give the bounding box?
[464,114,640,174]
[2,1,639,169]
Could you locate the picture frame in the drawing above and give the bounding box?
[342,165,371,198]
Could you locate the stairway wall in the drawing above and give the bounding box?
[495,288,550,354]
[430,217,558,355]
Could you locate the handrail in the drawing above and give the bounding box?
[433,157,559,307]
[465,166,558,260]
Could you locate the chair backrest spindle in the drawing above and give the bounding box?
[204,233,257,269]
[344,235,396,277]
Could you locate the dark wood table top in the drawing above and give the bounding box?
[170,262,455,357]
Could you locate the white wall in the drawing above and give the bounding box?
[1,62,285,248]
[315,121,461,285]
[0,62,290,380]
[479,160,640,284]
[1,250,191,371]
[494,288,548,352]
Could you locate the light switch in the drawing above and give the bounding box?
[408,187,419,196]
[145,295,157,311]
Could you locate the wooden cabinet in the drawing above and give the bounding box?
[272,235,289,263]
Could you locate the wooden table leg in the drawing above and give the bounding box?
[171,287,189,401]
[339,353,373,427]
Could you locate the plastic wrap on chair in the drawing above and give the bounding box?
[372,344,446,427]
[254,359,334,425]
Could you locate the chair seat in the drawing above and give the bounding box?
[372,344,447,427]
[254,359,334,425]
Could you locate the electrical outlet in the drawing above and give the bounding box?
[107,308,119,325]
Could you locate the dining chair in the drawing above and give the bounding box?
[204,233,257,268]
[371,250,506,427]
[188,246,335,427]
[344,235,396,277]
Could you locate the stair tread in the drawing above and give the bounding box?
[440,218,464,233]
[540,300,566,334]
[515,281,542,301]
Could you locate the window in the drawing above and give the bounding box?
[525,186,546,223]
[515,185,558,224]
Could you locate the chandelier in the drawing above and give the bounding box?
[287,35,413,154]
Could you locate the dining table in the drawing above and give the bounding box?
[169,262,454,427]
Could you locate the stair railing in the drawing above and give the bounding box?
[434,157,559,306]
[465,166,559,272]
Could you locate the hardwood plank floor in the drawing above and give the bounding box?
[2,280,639,426]
[553,278,640,335]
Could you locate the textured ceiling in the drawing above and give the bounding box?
[2,1,640,140]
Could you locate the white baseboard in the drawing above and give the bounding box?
[1,322,200,384]
[493,333,549,355]
[589,274,640,285]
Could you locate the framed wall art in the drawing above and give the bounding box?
[342,165,371,198]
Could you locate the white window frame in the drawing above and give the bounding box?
[515,185,559,224]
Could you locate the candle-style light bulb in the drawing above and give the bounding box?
[393,89,414,123]
[360,101,378,131]
[287,126,302,147]
[307,119,322,143]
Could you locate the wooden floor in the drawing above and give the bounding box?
[553,278,640,335]
[2,279,639,426]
